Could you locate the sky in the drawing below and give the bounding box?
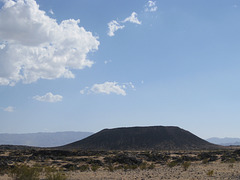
[0,0,240,139]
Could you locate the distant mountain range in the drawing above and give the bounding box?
[62,126,219,150]
[0,131,93,147]
[206,137,240,146]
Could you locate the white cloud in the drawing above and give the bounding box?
[80,89,85,94]
[104,60,112,64]
[0,44,5,49]
[107,11,142,37]
[125,82,135,89]
[91,81,126,96]
[0,0,99,86]
[123,12,141,25]
[33,92,63,103]
[107,20,125,37]
[145,0,158,12]
[80,81,135,96]
[49,9,54,15]
[4,106,14,112]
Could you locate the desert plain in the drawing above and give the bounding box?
[0,146,240,179]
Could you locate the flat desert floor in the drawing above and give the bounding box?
[1,148,240,179]
[64,162,240,179]
[1,161,240,179]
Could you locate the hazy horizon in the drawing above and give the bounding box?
[1,129,240,140]
[1,0,240,139]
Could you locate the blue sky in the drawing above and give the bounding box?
[0,0,240,139]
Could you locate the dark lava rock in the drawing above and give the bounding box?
[32,150,75,157]
[138,152,170,162]
[197,152,218,162]
[62,163,78,170]
[104,154,142,165]
[233,149,240,156]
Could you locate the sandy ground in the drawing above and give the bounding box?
[66,162,240,180]
[1,161,240,180]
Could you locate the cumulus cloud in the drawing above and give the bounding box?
[91,82,126,95]
[0,0,99,86]
[107,12,142,37]
[4,106,14,112]
[80,81,135,96]
[33,92,63,103]
[145,0,158,12]
[107,20,125,37]
[123,12,141,25]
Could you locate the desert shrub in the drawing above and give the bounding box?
[62,163,77,171]
[139,162,147,170]
[90,159,103,166]
[44,166,58,173]
[182,161,191,171]
[148,163,155,169]
[227,158,236,164]
[41,165,66,180]
[0,169,5,176]
[44,166,67,180]
[79,165,89,172]
[32,163,44,173]
[168,161,178,168]
[202,158,209,164]
[0,161,9,175]
[107,164,114,172]
[91,165,100,172]
[11,164,40,180]
[46,171,67,180]
[123,164,138,171]
[114,165,124,170]
[206,170,214,177]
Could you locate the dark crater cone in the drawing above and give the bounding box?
[60,126,220,150]
[61,126,220,151]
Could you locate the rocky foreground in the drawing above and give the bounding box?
[0,147,240,179]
